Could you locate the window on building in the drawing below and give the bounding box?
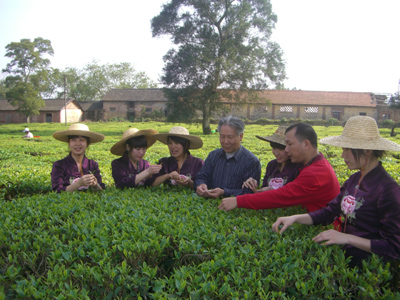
[110,107,116,112]
[279,106,293,112]
[305,107,318,113]
[46,113,52,122]
[145,107,152,112]
[333,112,340,120]
[382,113,391,120]
[359,112,366,116]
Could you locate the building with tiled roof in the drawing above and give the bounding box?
[102,89,167,121]
[101,88,395,122]
[0,99,83,124]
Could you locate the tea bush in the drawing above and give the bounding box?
[1,121,399,299]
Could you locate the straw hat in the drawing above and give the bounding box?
[153,126,203,149]
[256,125,288,146]
[53,123,105,143]
[319,116,400,151]
[110,128,158,156]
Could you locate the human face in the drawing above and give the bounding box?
[272,147,290,164]
[219,125,243,153]
[341,148,367,170]
[284,128,307,165]
[127,146,147,163]
[68,136,88,157]
[168,138,185,159]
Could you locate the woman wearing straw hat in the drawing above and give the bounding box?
[152,126,204,189]
[111,128,162,189]
[242,125,301,193]
[272,116,400,268]
[51,123,106,193]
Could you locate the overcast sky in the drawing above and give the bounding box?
[0,0,399,94]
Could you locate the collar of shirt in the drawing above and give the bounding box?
[218,145,243,160]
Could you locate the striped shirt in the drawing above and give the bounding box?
[194,146,261,196]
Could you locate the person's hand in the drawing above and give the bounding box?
[174,175,192,186]
[168,171,180,180]
[80,174,97,187]
[218,197,238,211]
[272,216,298,234]
[196,184,209,197]
[256,186,272,193]
[206,188,224,199]
[312,229,349,246]
[242,177,258,192]
[147,164,162,175]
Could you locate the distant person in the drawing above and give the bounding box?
[22,128,33,138]
[195,116,261,198]
[51,124,105,192]
[152,126,204,189]
[242,125,301,193]
[111,128,162,189]
[272,116,400,268]
[218,123,340,212]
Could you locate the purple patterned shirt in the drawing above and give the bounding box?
[153,153,204,185]
[309,162,400,266]
[51,154,105,193]
[261,159,301,188]
[111,154,154,189]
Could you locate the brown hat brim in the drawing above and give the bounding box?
[110,129,158,156]
[153,133,203,149]
[53,130,105,143]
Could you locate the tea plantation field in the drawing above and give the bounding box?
[1,121,400,299]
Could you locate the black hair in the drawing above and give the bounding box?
[270,142,285,150]
[68,135,90,145]
[126,135,147,149]
[285,123,318,148]
[168,136,190,154]
[351,149,386,162]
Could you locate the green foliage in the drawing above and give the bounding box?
[152,0,286,134]
[50,61,158,101]
[1,122,400,298]
[2,37,53,120]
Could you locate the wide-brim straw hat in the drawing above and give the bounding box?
[110,128,158,156]
[256,125,288,146]
[153,126,203,149]
[319,116,400,151]
[53,123,105,144]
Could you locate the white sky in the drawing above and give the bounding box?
[0,0,399,94]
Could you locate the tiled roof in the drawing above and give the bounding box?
[258,90,376,107]
[0,99,80,111]
[101,89,377,107]
[102,88,168,102]
[77,101,103,111]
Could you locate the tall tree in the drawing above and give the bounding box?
[48,61,158,101]
[152,0,285,134]
[2,37,53,122]
[389,91,400,135]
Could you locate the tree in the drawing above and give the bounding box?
[2,37,53,122]
[389,92,400,136]
[152,0,286,134]
[48,61,158,101]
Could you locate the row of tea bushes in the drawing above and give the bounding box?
[1,186,398,299]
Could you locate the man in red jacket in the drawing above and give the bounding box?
[218,123,340,212]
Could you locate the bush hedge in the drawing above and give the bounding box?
[1,122,400,299]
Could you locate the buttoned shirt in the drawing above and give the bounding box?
[194,146,261,196]
[154,153,204,184]
[309,162,400,266]
[112,154,155,189]
[51,154,105,192]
